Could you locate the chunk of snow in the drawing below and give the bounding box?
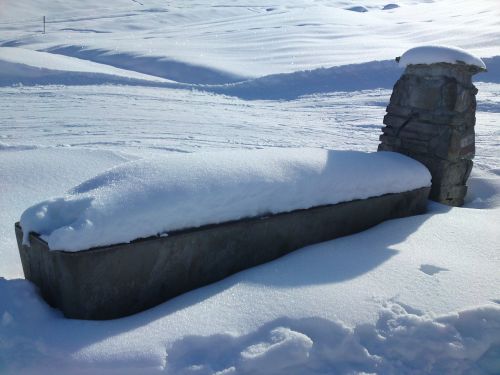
[398,45,486,70]
[20,149,431,252]
[239,327,313,372]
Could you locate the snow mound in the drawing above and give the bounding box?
[45,46,246,85]
[20,149,431,252]
[399,45,486,70]
[165,302,500,374]
[0,47,171,85]
[211,60,400,100]
[239,327,313,373]
[0,148,131,278]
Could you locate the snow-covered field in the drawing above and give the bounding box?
[1,1,499,374]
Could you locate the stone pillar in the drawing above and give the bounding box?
[378,61,484,206]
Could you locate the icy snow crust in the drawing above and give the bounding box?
[399,45,487,69]
[20,149,430,251]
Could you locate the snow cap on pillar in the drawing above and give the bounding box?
[397,45,486,73]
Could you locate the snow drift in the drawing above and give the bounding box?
[0,47,172,86]
[20,149,431,251]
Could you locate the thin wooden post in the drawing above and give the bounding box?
[43,16,45,34]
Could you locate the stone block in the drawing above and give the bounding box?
[405,63,477,86]
[430,184,468,206]
[454,85,476,113]
[399,137,429,154]
[386,103,413,118]
[408,156,473,187]
[431,128,475,161]
[406,76,445,111]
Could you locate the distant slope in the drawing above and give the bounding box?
[2,46,499,101]
[1,0,499,77]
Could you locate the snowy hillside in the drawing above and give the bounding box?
[1,0,499,374]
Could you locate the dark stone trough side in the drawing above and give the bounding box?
[16,187,429,320]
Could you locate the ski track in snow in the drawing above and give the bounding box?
[1,0,500,374]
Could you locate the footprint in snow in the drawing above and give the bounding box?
[491,299,500,305]
[419,264,449,276]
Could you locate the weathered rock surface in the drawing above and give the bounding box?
[379,61,485,206]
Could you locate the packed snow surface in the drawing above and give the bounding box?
[399,45,487,69]
[20,149,430,251]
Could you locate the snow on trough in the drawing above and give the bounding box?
[20,149,431,252]
[398,45,487,70]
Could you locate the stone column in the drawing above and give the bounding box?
[378,61,484,206]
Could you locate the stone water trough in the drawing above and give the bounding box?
[15,187,428,320]
[15,46,485,320]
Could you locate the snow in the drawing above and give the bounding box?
[20,150,430,251]
[0,148,133,278]
[2,198,500,374]
[1,0,499,78]
[399,45,487,69]
[1,0,500,373]
[0,47,172,85]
